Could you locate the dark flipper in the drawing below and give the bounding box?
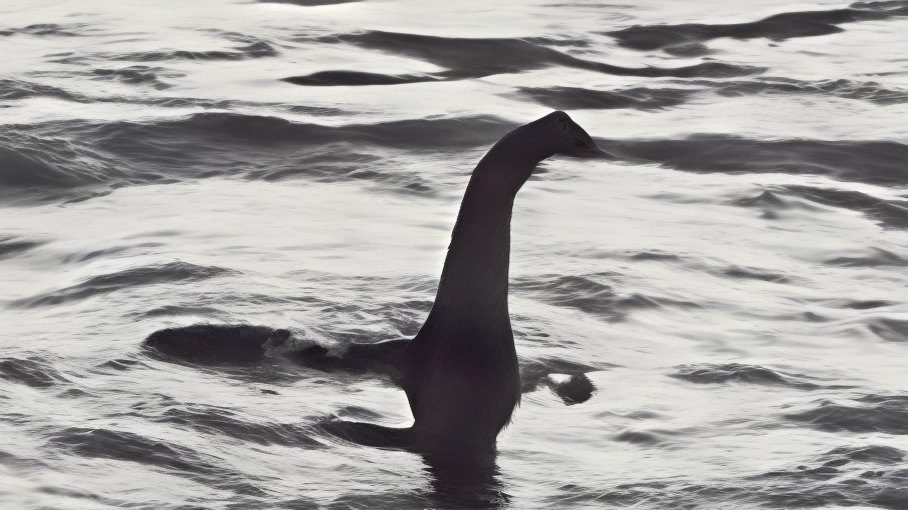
[143,324,291,364]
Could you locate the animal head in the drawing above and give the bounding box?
[546,111,613,159]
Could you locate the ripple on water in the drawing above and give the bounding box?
[154,406,323,448]
[0,357,69,388]
[868,318,908,342]
[604,1,908,54]
[0,23,85,37]
[609,138,908,187]
[261,0,362,5]
[721,266,792,283]
[513,274,700,322]
[10,262,235,308]
[784,395,908,435]
[781,186,908,230]
[515,85,697,111]
[1,114,511,202]
[45,427,271,496]
[824,248,908,268]
[90,66,173,90]
[283,30,761,86]
[669,363,845,390]
[0,236,44,260]
[47,427,212,472]
[116,38,278,63]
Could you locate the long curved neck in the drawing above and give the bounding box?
[429,131,553,331]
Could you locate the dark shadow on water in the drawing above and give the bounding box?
[516,85,696,111]
[0,235,44,260]
[422,454,510,508]
[259,0,361,4]
[604,136,908,187]
[321,419,509,508]
[282,30,762,86]
[605,1,908,54]
[9,262,234,308]
[0,356,69,388]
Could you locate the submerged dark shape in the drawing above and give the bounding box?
[145,324,292,364]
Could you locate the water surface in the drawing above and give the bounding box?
[2,0,908,508]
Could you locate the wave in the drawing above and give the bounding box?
[607,136,908,186]
[669,363,839,390]
[824,247,908,267]
[515,86,696,111]
[837,299,896,310]
[784,394,908,435]
[45,427,251,489]
[260,0,363,4]
[137,305,227,319]
[827,444,906,465]
[0,357,69,388]
[722,267,791,283]
[606,1,908,54]
[59,243,164,264]
[868,318,908,342]
[0,113,513,201]
[82,112,515,154]
[91,66,173,90]
[0,236,43,260]
[0,78,82,102]
[117,41,277,62]
[283,70,440,86]
[154,406,322,447]
[688,78,908,106]
[44,422,280,499]
[749,444,908,508]
[514,79,908,113]
[0,23,84,38]
[0,131,124,190]
[8,113,908,207]
[512,274,699,322]
[0,77,347,116]
[282,30,762,86]
[732,187,908,230]
[629,251,681,261]
[783,186,908,230]
[10,262,233,308]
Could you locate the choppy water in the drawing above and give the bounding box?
[2,0,908,508]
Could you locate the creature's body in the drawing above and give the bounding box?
[383,111,606,460]
[144,111,608,463]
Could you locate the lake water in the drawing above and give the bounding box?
[2,0,908,508]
